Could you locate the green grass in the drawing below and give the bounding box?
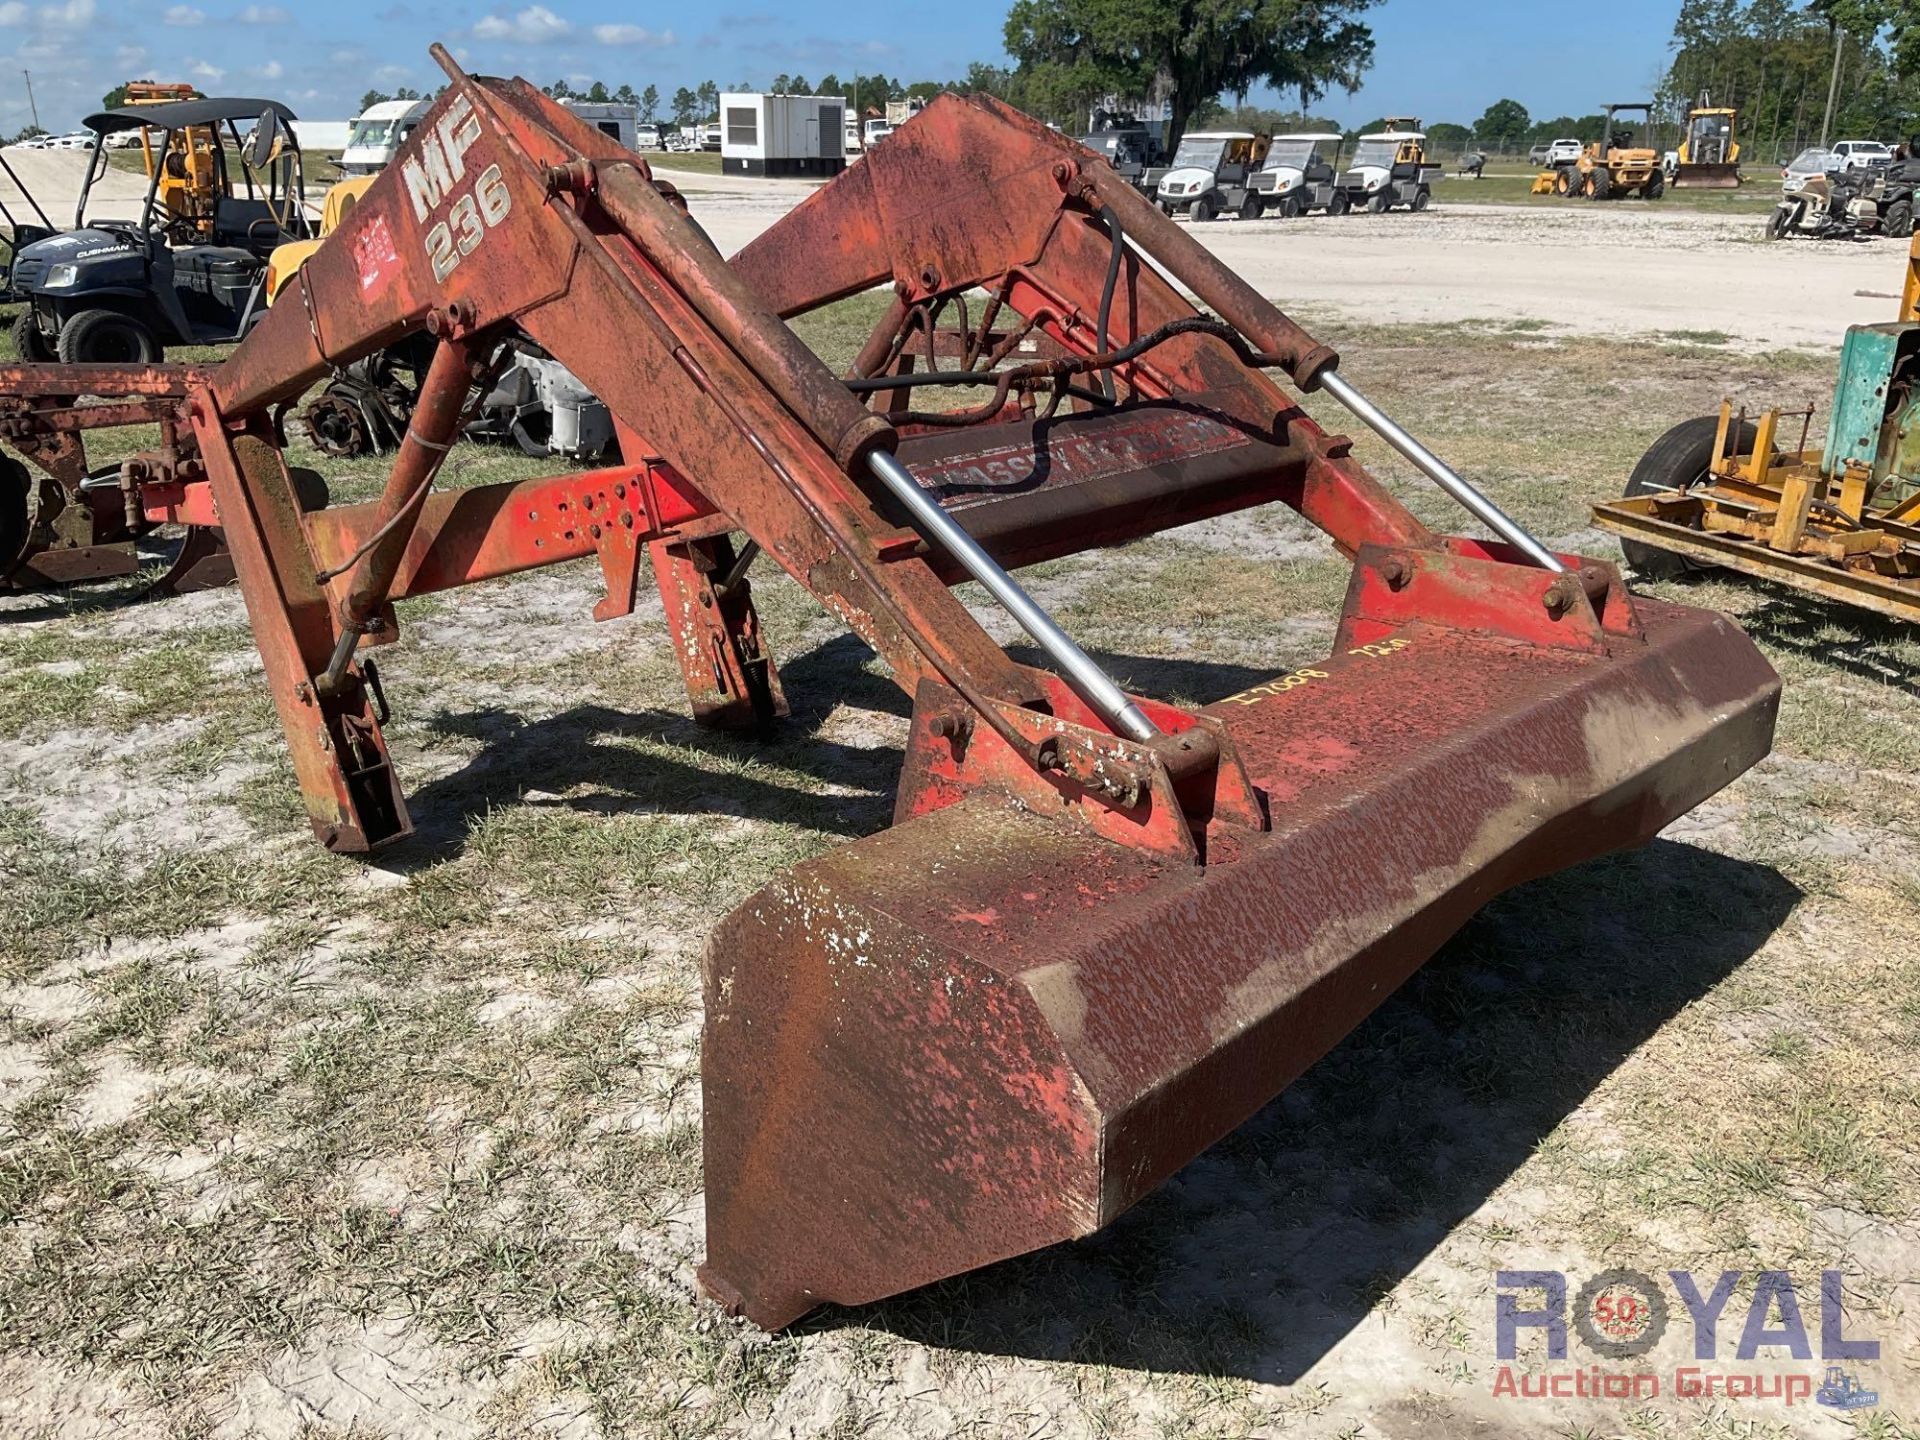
[647,151,727,177]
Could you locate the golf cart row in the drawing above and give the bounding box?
[1153,127,1439,221]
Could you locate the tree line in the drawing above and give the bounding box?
[1659,0,1920,162]
[110,0,1920,167]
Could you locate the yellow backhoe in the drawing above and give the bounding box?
[1673,105,1741,188]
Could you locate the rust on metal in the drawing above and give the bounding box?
[0,54,1781,1333]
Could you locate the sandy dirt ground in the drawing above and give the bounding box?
[1,171,1916,1440]
[660,164,1907,350]
[0,147,151,227]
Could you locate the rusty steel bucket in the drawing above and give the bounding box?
[699,554,1780,1329]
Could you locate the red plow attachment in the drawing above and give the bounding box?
[0,51,1780,1330]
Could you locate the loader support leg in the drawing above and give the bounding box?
[651,535,788,731]
[319,337,475,694]
[199,421,410,851]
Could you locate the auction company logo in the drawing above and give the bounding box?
[1492,1269,1880,1409]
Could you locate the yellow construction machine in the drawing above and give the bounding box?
[1594,235,1920,621]
[263,174,375,304]
[1535,103,1665,199]
[120,81,224,242]
[1672,104,1741,188]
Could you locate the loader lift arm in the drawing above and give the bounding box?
[0,49,1782,1331]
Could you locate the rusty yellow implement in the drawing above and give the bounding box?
[1594,236,1920,622]
[1596,403,1920,623]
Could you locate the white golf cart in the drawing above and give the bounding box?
[1340,124,1439,213]
[1155,131,1271,220]
[1250,132,1350,216]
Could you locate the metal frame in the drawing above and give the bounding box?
[0,49,1783,1331]
[1594,240,1920,623]
[1595,399,1920,622]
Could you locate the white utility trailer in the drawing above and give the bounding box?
[720,93,849,177]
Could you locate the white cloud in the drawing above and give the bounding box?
[189,59,224,80]
[472,5,570,43]
[163,3,205,23]
[38,0,91,23]
[0,2,26,24]
[236,3,289,19]
[255,59,283,79]
[592,22,672,46]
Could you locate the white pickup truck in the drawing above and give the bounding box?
[1545,138,1583,166]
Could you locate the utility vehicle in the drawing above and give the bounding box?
[9,97,311,363]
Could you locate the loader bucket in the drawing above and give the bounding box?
[700,561,1780,1330]
[1673,163,1742,190]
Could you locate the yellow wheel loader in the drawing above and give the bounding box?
[1538,103,1665,200]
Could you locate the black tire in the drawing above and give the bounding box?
[1765,200,1802,240]
[1190,193,1219,222]
[1411,187,1431,212]
[1620,415,1758,580]
[1366,191,1389,213]
[1589,167,1612,200]
[10,308,53,362]
[1554,170,1573,196]
[56,309,160,365]
[1884,198,1913,237]
[1239,192,1264,221]
[1329,189,1351,215]
[1644,170,1664,200]
[1280,191,1304,218]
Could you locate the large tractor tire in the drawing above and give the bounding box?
[1643,169,1665,200]
[1883,198,1914,238]
[1589,167,1612,200]
[56,309,160,365]
[1554,169,1573,196]
[10,308,53,363]
[1619,415,1759,581]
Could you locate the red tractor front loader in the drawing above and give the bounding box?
[0,49,1780,1330]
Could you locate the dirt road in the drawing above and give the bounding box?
[11,150,1887,354]
[0,147,151,228]
[662,165,1904,350]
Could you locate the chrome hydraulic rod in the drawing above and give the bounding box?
[1318,370,1567,572]
[866,449,1160,743]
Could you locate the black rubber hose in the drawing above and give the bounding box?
[844,316,1283,396]
[1095,204,1124,401]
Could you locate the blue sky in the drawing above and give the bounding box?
[2,0,1688,135]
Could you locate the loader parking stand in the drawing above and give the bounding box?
[1,19,1917,1439]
